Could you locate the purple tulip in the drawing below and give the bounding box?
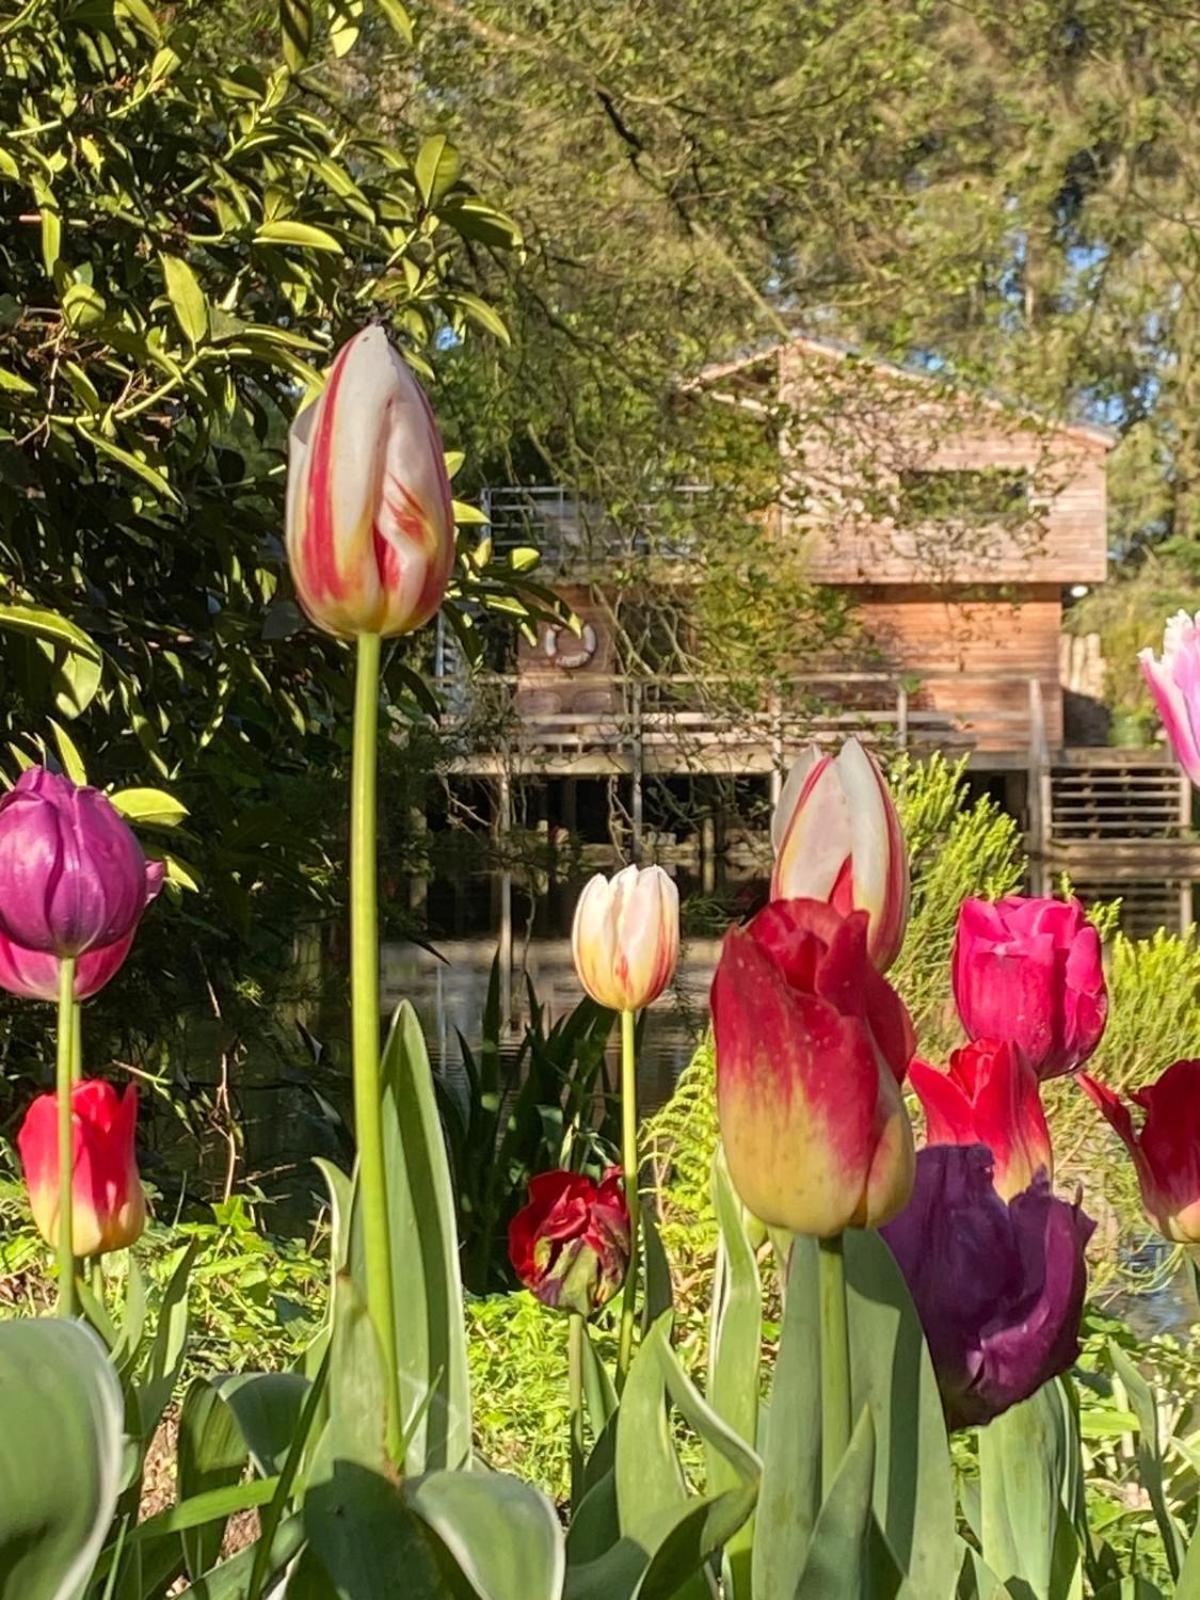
[0,769,152,958]
[880,1145,1094,1430]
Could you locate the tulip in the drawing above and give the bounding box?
[952,895,1107,1080]
[910,1038,1052,1202]
[571,864,680,1013]
[712,898,916,1236]
[286,326,456,638]
[770,738,909,971]
[508,1169,630,1316]
[881,1145,1094,1430]
[0,769,153,959]
[17,1080,146,1258]
[1139,611,1200,786]
[0,859,164,1002]
[1078,1060,1200,1243]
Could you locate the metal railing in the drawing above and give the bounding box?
[479,483,714,568]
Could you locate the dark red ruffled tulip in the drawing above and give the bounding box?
[881,1144,1093,1430]
[17,1080,146,1257]
[1078,1061,1200,1243]
[909,1038,1052,1201]
[0,859,164,1001]
[712,898,915,1237]
[508,1169,630,1316]
[952,895,1107,1080]
[0,768,152,959]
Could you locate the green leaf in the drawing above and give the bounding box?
[134,1240,197,1440]
[109,787,189,827]
[414,135,460,206]
[978,1380,1080,1600]
[1109,1341,1186,1582]
[62,281,106,331]
[160,254,210,347]
[254,219,343,253]
[79,426,177,500]
[279,0,312,69]
[0,365,36,395]
[794,1408,877,1599]
[451,291,510,345]
[845,1227,958,1600]
[753,1236,822,1600]
[407,1471,565,1600]
[0,1319,124,1600]
[708,1152,761,1597]
[171,1516,305,1600]
[0,603,101,663]
[178,1380,251,1579]
[350,1003,471,1474]
[329,0,364,55]
[48,717,87,783]
[374,0,413,42]
[209,1371,311,1479]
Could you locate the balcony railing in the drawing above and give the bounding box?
[480,483,714,569]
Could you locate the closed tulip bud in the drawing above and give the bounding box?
[286,326,456,638]
[17,1081,146,1257]
[770,738,909,971]
[0,769,153,959]
[0,860,164,1003]
[1139,611,1200,787]
[910,1039,1052,1202]
[713,898,916,1237]
[571,864,679,1012]
[1078,1061,1200,1243]
[952,895,1107,1080]
[881,1145,1094,1430]
[507,1169,630,1316]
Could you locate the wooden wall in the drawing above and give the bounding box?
[515,585,619,717]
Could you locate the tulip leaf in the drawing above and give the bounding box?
[752,1235,822,1600]
[708,1151,762,1598]
[349,1002,471,1474]
[844,1227,958,1600]
[977,1380,1081,1600]
[641,1205,674,1333]
[0,1318,124,1600]
[406,1470,565,1600]
[1176,1524,1200,1600]
[205,1371,311,1479]
[1092,1584,1167,1600]
[178,1378,252,1578]
[794,1407,877,1599]
[134,1239,198,1440]
[1107,1342,1186,1582]
[169,1514,306,1600]
[568,1467,621,1568]
[956,1540,1019,1599]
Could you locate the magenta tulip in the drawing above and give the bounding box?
[1078,1061,1200,1243]
[0,769,153,959]
[0,859,163,1002]
[952,895,1107,1080]
[713,898,915,1236]
[910,1038,1052,1202]
[1139,611,1200,786]
[771,738,909,971]
[881,1145,1094,1429]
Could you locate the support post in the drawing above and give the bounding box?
[896,682,909,749]
[497,773,513,1029]
[701,810,716,896]
[1027,678,1050,894]
[631,680,644,863]
[769,687,784,808]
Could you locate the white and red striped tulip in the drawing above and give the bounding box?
[286,326,456,638]
[770,737,909,972]
[571,865,680,1013]
[1139,611,1200,786]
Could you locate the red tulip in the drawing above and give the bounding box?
[508,1169,630,1316]
[286,327,456,638]
[952,896,1107,1080]
[1078,1061,1200,1243]
[0,859,164,1002]
[909,1039,1052,1202]
[17,1081,146,1257]
[771,738,909,971]
[712,898,916,1236]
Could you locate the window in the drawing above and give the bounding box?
[897,468,1030,524]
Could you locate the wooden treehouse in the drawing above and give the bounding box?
[439,335,1197,907]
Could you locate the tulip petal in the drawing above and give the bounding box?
[770,753,852,904]
[910,1058,977,1146]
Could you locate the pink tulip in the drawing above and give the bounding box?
[571,865,679,1012]
[909,1038,1052,1202]
[770,738,909,971]
[1139,611,1200,785]
[17,1080,146,1257]
[1078,1061,1200,1243]
[713,898,915,1236]
[952,896,1107,1080]
[286,327,456,638]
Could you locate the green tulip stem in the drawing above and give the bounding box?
[818,1231,852,1496]
[55,956,77,1318]
[568,1311,585,1510]
[350,630,402,1462]
[70,998,82,1085]
[616,1005,640,1389]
